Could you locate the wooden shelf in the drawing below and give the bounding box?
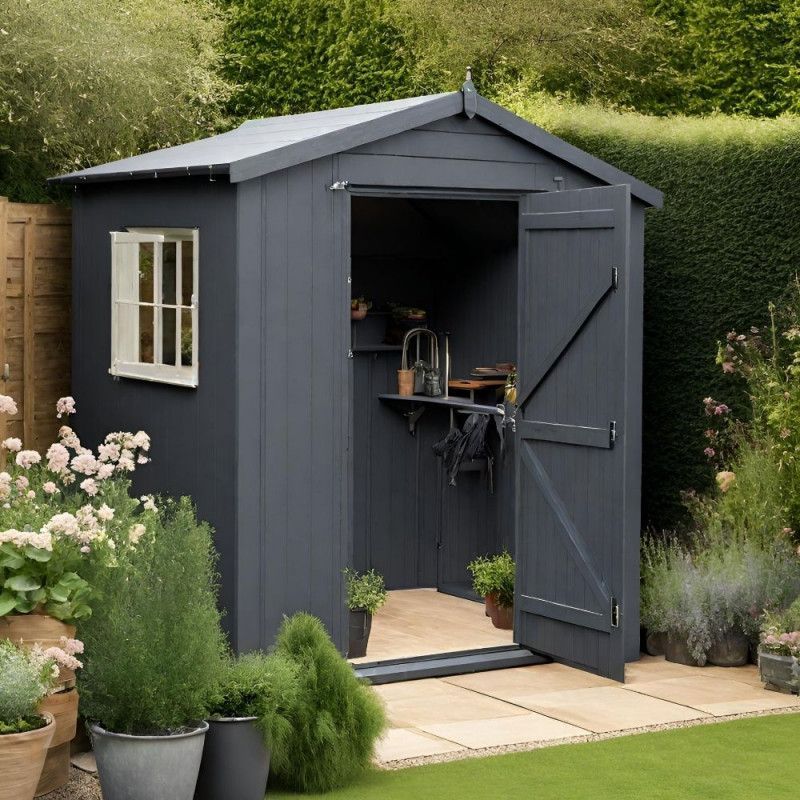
[352,344,403,353]
[378,394,503,415]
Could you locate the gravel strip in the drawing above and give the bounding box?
[41,767,101,800]
[377,705,800,770]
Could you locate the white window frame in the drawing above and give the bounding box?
[109,227,199,387]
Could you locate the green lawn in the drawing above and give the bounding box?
[271,714,799,799]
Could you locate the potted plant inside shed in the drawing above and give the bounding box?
[759,599,800,694]
[351,297,371,321]
[468,551,515,630]
[0,640,59,800]
[78,497,227,800]
[196,651,299,800]
[344,568,387,658]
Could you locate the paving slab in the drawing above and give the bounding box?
[419,712,589,750]
[444,663,617,702]
[625,675,800,716]
[375,727,465,761]
[517,686,709,733]
[374,678,528,727]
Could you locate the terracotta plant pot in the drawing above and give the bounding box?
[351,305,368,321]
[759,651,799,694]
[0,714,55,800]
[35,689,78,796]
[485,594,513,630]
[707,629,749,667]
[664,634,702,666]
[348,609,372,659]
[397,369,414,396]
[1,614,79,796]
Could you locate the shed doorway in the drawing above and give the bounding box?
[349,194,525,671]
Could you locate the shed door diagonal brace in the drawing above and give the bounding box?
[516,266,617,410]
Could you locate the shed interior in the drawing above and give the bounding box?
[350,195,520,659]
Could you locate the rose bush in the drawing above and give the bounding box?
[0,394,155,622]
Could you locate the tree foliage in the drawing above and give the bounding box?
[648,0,800,116]
[0,0,229,202]
[389,0,675,107]
[222,0,414,120]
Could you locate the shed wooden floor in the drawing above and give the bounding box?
[349,588,513,664]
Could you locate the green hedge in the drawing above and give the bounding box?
[502,91,800,528]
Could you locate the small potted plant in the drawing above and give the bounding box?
[196,652,299,800]
[0,640,59,800]
[78,498,227,800]
[351,298,371,321]
[759,599,800,694]
[468,552,515,630]
[344,568,387,658]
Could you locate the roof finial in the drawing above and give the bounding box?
[462,66,477,119]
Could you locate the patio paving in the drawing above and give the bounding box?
[372,655,800,764]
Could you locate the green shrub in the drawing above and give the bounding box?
[206,651,299,752]
[77,497,227,735]
[223,0,413,120]
[0,640,55,733]
[501,90,800,528]
[344,568,387,614]
[270,613,386,792]
[467,551,515,608]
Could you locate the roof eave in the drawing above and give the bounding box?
[475,97,663,209]
[48,164,231,186]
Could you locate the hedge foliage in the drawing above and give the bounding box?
[502,90,800,528]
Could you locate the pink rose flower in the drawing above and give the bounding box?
[56,396,76,418]
[0,395,18,415]
[15,450,41,469]
[1,437,21,452]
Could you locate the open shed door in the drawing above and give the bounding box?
[515,185,633,682]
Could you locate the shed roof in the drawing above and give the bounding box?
[51,91,662,207]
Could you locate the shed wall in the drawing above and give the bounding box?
[71,179,240,642]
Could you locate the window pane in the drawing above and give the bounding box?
[181,309,193,366]
[139,242,154,304]
[162,308,176,365]
[163,242,177,305]
[181,240,193,306]
[139,305,154,363]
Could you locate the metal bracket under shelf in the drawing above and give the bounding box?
[404,406,426,436]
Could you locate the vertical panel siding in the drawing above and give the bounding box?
[71,179,239,641]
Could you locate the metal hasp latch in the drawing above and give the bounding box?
[609,420,617,447]
[611,598,620,628]
[462,66,478,119]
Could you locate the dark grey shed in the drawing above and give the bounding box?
[54,87,662,681]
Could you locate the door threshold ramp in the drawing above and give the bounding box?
[353,645,549,685]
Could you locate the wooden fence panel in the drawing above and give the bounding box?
[0,198,71,451]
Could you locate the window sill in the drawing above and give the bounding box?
[110,362,198,388]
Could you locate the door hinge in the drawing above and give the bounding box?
[347,275,352,285]
[329,180,350,191]
[609,420,617,447]
[611,598,620,628]
[611,266,619,290]
[347,349,354,359]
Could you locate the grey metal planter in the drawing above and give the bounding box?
[664,635,702,666]
[759,651,799,694]
[707,629,749,667]
[90,721,208,800]
[348,609,372,659]
[194,717,269,800]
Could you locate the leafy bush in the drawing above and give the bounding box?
[223,0,413,120]
[501,92,800,528]
[642,534,800,664]
[0,395,152,623]
[344,568,387,614]
[270,613,386,792]
[0,640,56,733]
[0,0,229,202]
[468,551,515,608]
[78,497,227,735]
[206,651,298,753]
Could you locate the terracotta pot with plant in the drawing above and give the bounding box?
[196,652,299,800]
[468,552,515,630]
[78,497,228,800]
[0,640,64,800]
[350,298,371,321]
[344,568,388,658]
[0,393,155,793]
